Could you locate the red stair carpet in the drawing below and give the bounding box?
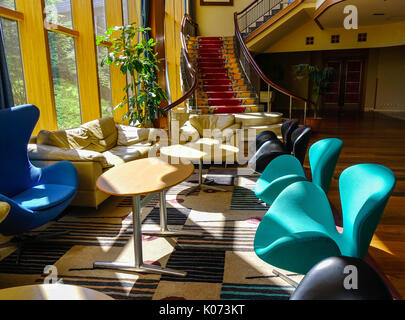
[189,36,259,114]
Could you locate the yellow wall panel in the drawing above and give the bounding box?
[16,0,57,134]
[264,20,405,53]
[195,0,252,37]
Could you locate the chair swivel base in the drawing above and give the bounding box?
[0,230,70,265]
[93,261,187,277]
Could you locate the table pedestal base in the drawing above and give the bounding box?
[143,229,203,237]
[184,161,230,196]
[93,195,187,277]
[142,190,204,237]
[93,262,186,277]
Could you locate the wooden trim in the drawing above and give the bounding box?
[105,0,128,124]
[45,23,79,38]
[71,0,101,123]
[0,6,24,21]
[16,0,57,133]
[98,40,113,48]
[149,0,168,129]
[314,17,324,30]
[313,0,347,30]
[244,0,304,43]
[200,0,233,6]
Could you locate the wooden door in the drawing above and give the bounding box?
[324,58,364,115]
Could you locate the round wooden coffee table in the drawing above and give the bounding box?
[96,157,196,277]
[0,284,114,300]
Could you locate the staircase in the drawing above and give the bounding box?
[238,0,292,38]
[188,36,261,114]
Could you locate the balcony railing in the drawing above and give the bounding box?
[237,0,291,38]
[234,5,313,123]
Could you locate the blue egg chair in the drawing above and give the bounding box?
[0,105,78,262]
[255,138,343,205]
[254,164,396,275]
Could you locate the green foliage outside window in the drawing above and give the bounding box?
[0,17,27,106]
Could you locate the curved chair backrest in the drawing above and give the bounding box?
[281,119,299,153]
[0,105,40,197]
[309,138,343,194]
[251,130,278,155]
[291,126,312,165]
[339,164,396,258]
[248,140,287,173]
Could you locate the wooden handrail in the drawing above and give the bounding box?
[164,14,199,112]
[234,11,311,105]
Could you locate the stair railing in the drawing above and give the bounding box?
[238,0,291,37]
[164,14,198,113]
[234,9,313,124]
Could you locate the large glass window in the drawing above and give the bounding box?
[48,31,81,129]
[122,0,129,26]
[97,45,114,117]
[0,17,27,106]
[45,0,74,29]
[0,0,15,10]
[94,0,114,117]
[93,0,107,37]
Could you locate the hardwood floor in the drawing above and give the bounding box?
[308,111,405,298]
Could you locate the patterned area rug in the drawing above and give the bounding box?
[0,166,303,300]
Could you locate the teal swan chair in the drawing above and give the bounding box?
[254,164,396,274]
[0,105,78,260]
[255,138,343,205]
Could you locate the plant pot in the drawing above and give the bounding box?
[305,117,322,132]
[153,114,168,129]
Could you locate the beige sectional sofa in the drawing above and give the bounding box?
[178,114,242,163]
[28,117,163,208]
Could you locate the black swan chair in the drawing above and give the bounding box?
[290,256,393,300]
[248,126,312,174]
[249,119,299,155]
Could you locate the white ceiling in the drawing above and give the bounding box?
[318,0,405,28]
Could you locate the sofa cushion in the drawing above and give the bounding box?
[37,127,94,150]
[28,144,110,168]
[102,144,153,167]
[116,124,150,146]
[81,117,118,152]
[11,184,77,211]
[189,114,235,137]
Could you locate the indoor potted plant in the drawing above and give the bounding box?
[96,23,167,128]
[294,64,334,132]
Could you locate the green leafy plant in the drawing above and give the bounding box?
[294,64,335,118]
[96,23,167,127]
